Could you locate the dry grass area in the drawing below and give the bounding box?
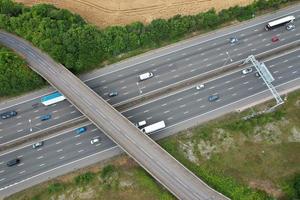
[16,0,253,27]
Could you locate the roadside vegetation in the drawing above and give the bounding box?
[0,45,45,96]
[1,0,300,97]
[6,90,300,200]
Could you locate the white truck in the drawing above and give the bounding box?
[141,121,166,134]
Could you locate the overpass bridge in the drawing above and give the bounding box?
[0,30,229,200]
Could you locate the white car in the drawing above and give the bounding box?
[90,138,100,144]
[139,72,154,81]
[242,68,253,75]
[196,84,205,90]
[286,23,295,31]
[136,120,146,128]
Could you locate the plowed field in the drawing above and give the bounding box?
[16,0,253,27]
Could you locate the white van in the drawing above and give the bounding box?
[139,72,154,81]
[136,120,146,127]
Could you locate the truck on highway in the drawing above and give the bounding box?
[41,91,66,106]
[265,15,295,30]
[141,121,166,134]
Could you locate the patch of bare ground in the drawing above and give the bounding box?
[249,180,283,198]
[16,0,253,27]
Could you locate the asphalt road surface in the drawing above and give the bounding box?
[0,45,299,197]
[1,9,300,145]
[0,31,229,200]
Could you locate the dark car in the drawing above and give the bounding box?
[32,103,40,108]
[40,114,51,121]
[208,95,219,102]
[6,158,20,167]
[108,91,118,97]
[1,111,17,120]
[271,36,279,42]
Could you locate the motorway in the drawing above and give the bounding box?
[1,9,300,145]
[0,4,300,198]
[0,47,299,196]
[0,31,228,199]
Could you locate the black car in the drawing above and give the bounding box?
[1,111,17,120]
[108,91,118,97]
[6,158,20,167]
[208,95,219,102]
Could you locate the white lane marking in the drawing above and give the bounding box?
[34,116,40,120]
[95,143,101,147]
[36,156,44,160]
[262,38,267,41]
[200,53,205,56]
[0,170,4,174]
[183,111,189,114]
[17,122,22,126]
[123,92,129,96]
[197,47,202,50]
[171,69,176,73]
[273,71,279,74]
[39,163,45,167]
[37,148,42,151]
[146,116,153,120]
[190,69,196,72]
[247,43,252,46]
[34,110,39,113]
[265,43,271,47]
[52,110,58,113]
[237,53,242,56]
[254,29,258,32]
[168,63,173,67]
[177,98,183,101]
[232,93,237,96]
[179,104,186,108]
[35,123,41,126]
[185,58,190,61]
[76,142,82,146]
[167,117,173,120]
[17,129,23,133]
[243,38,249,42]
[164,110,170,114]
[258,33,263,37]
[91,128,97,132]
[161,103,167,107]
[101,80,106,83]
[143,110,149,113]
[206,63,212,67]
[292,71,298,74]
[173,75,179,78]
[16,116,22,119]
[70,110,76,114]
[283,59,289,63]
[19,170,26,174]
[121,86,127,89]
[203,58,208,62]
[194,92,200,95]
[278,76,283,79]
[117,74,123,77]
[200,105,206,108]
[56,141,61,145]
[56,149,63,153]
[251,48,256,51]
[248,87,253,91]
[209,86,215,89]
[17,163,24,167]
[120,80,125,83]
[233,48,238,51]
[59,156,65,160]
[188,63,193,67]
[181,53,186,56]
[0,178,6,182]
[243,81,249,85]
[158,80,163,84]
[228,87,234,90]
[78,149,84,153]
[197,98,202,102]
[288,65,294,69]
[281,38,286,41]
[102,86,108,89]
[225,80,231,84]
[18,155,23,158]
[219,53,224,56]
[269,64,275,68]
[127,116,133,119]
[53,116,60,120]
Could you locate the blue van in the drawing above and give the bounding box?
[40,114,51,121]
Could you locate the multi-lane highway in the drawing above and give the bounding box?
[0,46,299,197]
[0,4,300,198]
[0,31,228,199]
[1,8,300,145]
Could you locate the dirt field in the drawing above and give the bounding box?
[16,0,253,27]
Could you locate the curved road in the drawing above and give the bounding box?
[0,31,228,200]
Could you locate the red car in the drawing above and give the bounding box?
[271,36,279,42]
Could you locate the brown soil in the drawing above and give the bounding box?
[16,0,253,27]
[249,180,284,198]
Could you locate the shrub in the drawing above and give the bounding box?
[74,172,95,185]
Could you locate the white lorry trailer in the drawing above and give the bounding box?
[141,121,166,134]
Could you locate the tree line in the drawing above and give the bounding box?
[0,0,298,96]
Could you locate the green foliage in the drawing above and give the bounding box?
[74,172,95,185]
[100,164,116,180]
[294,174,300,198]
[0,0,298,97]
[47,182,64,194]
[0,46,45,96]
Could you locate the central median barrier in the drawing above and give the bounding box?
[1,40,299,153]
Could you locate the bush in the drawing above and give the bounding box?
[47,182,64,194]
[100,164,116,180]
[74,172,95,185]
